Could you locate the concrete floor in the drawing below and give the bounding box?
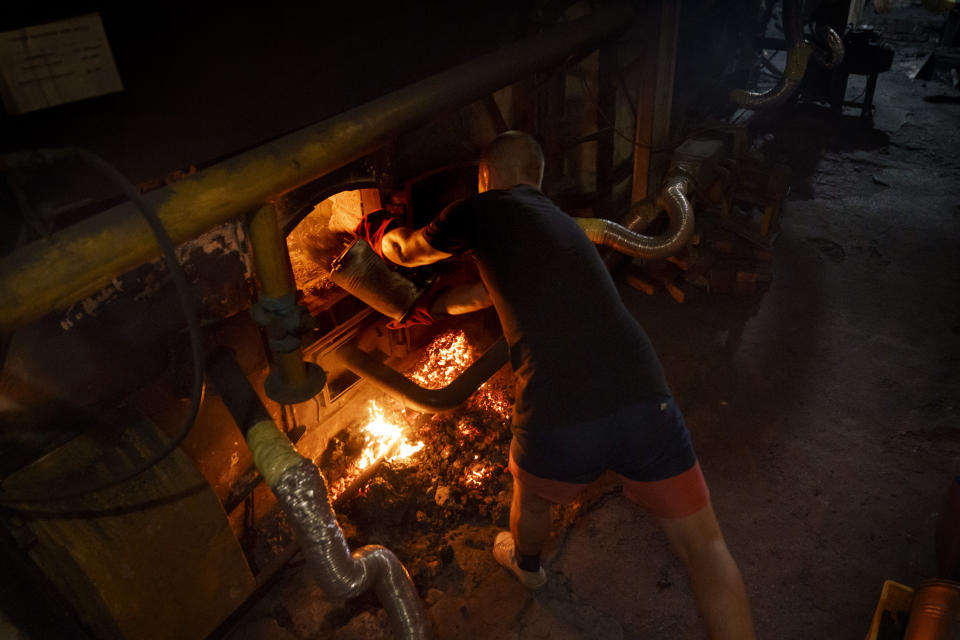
[229,6,960,639]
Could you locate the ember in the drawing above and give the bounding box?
[464,458,497,487]
[407,329,474,389]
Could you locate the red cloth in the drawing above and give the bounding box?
[386,306,436,330]
[354,208,404,260]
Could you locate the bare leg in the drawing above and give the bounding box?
[510,474,553,556]
[657,502,756,640]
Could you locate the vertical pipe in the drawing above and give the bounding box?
[248,203,309,391]
[541,65,567,192]
[595,44,618,219]
[249,203,296,300]
[630,0,681,207]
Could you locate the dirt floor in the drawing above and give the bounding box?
[225,5,960,639]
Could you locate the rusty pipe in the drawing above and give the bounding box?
[248,204,307,390]
[247,204,326,404]
[576,174,694,261]
[248,204,297,301]
[334,338,509,413]
[0,2,633,333]
[206,349,432,640]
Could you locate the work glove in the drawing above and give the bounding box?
[354,208,404,261]
[384,283,450,330]
[386,305,437,330]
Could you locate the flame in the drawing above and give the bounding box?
[328,401,423,502]
[357,402,424,468]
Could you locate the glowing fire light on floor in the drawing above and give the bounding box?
[407,329,511,422]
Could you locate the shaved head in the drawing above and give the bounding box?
[479,131,545,192]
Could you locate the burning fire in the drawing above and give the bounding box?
[356,402,424,468]
[328,402,423,502]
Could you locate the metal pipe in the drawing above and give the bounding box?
[810,26,844,70]
[0,2,633,333]
[730,0,844,109]
[205,349,432,640]
[334,338,509,414]
[249,204,296,299]
[276,460,433,639]
[576,174,694,261]
[730,42,812,109]
[247,203,315,400]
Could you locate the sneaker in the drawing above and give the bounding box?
[493,531,547,590]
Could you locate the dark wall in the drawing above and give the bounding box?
[0,2,531,184]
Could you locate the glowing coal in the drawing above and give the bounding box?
[407,330,474,389]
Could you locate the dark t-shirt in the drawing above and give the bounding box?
[424,185,670,430]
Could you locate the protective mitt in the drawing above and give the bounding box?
[354,208,404,261]
[385,282,449,330]
[386,306,437,330]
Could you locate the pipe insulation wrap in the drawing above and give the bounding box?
[575,175,694,261]
[274,459,433,639]
[246,420,304,488]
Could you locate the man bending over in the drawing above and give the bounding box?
[365,131,755,639]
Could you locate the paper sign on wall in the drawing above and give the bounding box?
[0,13,124,115]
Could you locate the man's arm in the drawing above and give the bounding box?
[381,227,453,267]
[430,281,492,316]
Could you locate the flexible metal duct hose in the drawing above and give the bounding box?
[274,460,433,640]
[206,349,433,640]
[576,175,694,261]
[811,26,845,69]
[730,0,844,109]
[330,239,429,321]
[730,42,811,109]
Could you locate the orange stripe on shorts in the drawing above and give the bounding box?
[620,461,711,519]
